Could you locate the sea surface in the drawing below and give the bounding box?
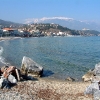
[0,36,100,81]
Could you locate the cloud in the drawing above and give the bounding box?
[40,17,74,21]
[24,17,74,24]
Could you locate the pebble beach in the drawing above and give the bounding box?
[0,78,93,100]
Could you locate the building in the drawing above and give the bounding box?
[2,28,19,36]
[0,29,3,37]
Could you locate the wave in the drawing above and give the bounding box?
[0,46,10,66]
[0,46,3,56]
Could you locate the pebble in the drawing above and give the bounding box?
[0,79,93,100]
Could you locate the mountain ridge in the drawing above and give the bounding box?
[24,17,100,32]
[0,19,22,28]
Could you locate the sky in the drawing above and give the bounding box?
[0,0,100,23]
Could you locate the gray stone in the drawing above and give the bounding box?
[21,56,43,78]
[94,63,100,76]
[8,74,17,84]
[84,82,100,100]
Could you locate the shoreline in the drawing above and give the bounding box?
[0,37,93,99]
[0,37,86,82]
[0,37,21,41]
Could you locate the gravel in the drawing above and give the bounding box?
[0,78,93,100]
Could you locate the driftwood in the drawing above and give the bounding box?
[15,69,20,81]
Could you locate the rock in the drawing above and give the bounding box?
[8,74,17,84]
[21,56,43,78]
[65,76,75,82]
[91,76,100,83]
[0,76,11,89]
[0,77,4,88]
[94,63,100,76]
[84,81,100,100]
[82,69,95,82]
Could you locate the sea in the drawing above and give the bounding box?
[0,36,100,81]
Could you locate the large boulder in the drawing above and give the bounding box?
[21,56,43,78]
[84,82,100,100]
[82,69,95,82]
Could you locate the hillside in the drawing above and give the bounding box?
[30,23,100,36]
[0,19,22,28]
[78,30,100,36]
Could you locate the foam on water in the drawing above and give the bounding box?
[0,46,3,56]
[0,46,10,66]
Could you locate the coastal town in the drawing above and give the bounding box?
[0,23,100,37]
[0,23,73,37]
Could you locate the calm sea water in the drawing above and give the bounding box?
[0,36,100,80]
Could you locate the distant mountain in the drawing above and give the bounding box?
[25,17,100,32]
[0,19,22,28]
[78,30,100,36]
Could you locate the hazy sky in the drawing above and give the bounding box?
[0,0,100,23]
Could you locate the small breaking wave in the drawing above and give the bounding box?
[0,46,10,66]
[0,46,3,56]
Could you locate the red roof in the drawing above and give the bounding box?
[3,28,15,31]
